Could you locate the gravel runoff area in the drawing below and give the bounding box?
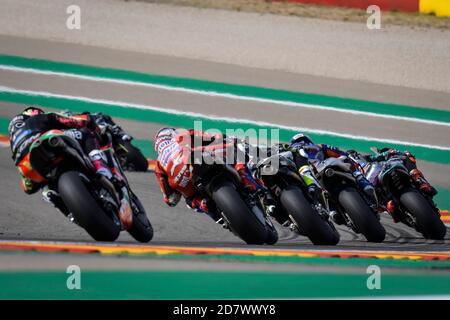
[137,0,450,29]
[1,0,450,93]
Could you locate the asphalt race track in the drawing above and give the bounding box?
[0,35,449,252]
[0,147,447,251]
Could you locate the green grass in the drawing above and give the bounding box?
[1,270,449,299]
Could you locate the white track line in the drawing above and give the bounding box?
[1,65,449,128]
[1,85,449,151]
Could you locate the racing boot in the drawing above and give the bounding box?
[386,200,401,223]
[263,192,289,225]
[186,197,223,224]
[386,200,396,215]
[355,172,378,206]
[42,187,71,218]
[89,149,113,180]
[410,169,437,196]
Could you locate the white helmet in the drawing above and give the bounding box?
[154,127,176,152]
[290,133,314,148]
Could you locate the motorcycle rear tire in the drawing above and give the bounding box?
[280,185,340,245]
[211,181,268,245]
[399,188,446,240]
[58,171,120,241]
[127,194,154,243]
[338,187,386,243]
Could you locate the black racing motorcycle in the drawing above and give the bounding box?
[28,129,153,242]
[314,157,386,242]
[363,154,446,240]
[190,146,278,245]
[254,151,340,245]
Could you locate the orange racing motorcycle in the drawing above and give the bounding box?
[25,129,153,242]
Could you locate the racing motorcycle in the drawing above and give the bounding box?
[254,151,340,245]
[189,143,278,245]
[361,150,446,240]
[313,156,386,242]
[28,129,154,242]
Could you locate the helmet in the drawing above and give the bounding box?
[154,127,176,152]
[58,109,75,117]
[378,147,393,153]
[290,133,313,148]
[22,107,44,117]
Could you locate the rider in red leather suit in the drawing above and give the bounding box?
[153,128,262,220]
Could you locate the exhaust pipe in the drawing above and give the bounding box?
[325,168,356,182]
[325,168,335,178]
[48,136,64,148]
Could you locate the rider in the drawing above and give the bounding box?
[277,142,324,190]
[254,142,327,225]
[288,133,377,202]
[9,107,114,215]
[347,148,437,215]
[358,148,435,196]
[153,127,266,222]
